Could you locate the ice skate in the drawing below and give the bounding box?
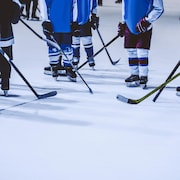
[125,75,140,87]
[88,57,95,70]
[66,67,77,82]
[44,65,67,76]
[176,87,180,96]
[140,76,148,89]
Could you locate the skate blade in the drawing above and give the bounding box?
[176,91,180,96]
[91,66,95,71]
[44,70,66,76]
[67,76,77,82]
[126,81,140,87]
[3,90,8,97]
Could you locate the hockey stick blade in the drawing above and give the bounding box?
[116,72,180,104]
[37,91,57,99]
[112,58,120,65]
[116,95,140,104]
[96,28,120,66]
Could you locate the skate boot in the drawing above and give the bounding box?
[88,57,95,70]
[66,67,77,82]
[176,86,180,96]
[31,15,40,21]
[1,78,9,96]
[125,75,140,87]
[140,76,148,89]
[44,64,66,76]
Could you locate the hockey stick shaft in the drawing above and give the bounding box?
[1,50,57,99]
[117,72,180,104]
[96,28,120,65]
[20,18,60,50]
[152,60,180,102]
[78,34,119,70]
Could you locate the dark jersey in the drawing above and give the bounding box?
[0,0,21,47]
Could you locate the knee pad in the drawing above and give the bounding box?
[127,48,137,58]
[81,36,93,49]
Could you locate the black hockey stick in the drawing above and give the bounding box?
[20,18,60,50]
[116,72,180,104]
[96,28,120,65]
[152,60,180,102]
[49,35,93,94]
[20,18,93,93]
[1,50,57,99]
[77,34,119,70]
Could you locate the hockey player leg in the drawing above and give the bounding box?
[62,45,77,82]
[125,49,140,87]
[72,36,80,68]
[44,56,67,77]
[44,39,67,80]
[137,48,149,89]
[0,53,11,96]
[81,36,95,69]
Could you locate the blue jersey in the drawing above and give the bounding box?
[41,0,75,33]
[73,0,97,25]
[122,0,164,34]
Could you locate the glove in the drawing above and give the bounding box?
[118,22,126,37]
[42,21,53,36]
[91,14,99,30]
[136,18,151,33]
[71,22,80,36]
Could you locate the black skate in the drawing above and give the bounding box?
[140,76,148,89]
[1,78,9,96]
[125,75,140,87]
[176,86,180,96]
[66,67,77,82]
[115,0,122,3]
[44,65,66,77]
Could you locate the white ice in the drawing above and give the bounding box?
[0,0,180,180]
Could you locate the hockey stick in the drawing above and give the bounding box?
[77,34,120,70]
[116,72,180,104]
[49,35,93,94]
[152,60,180,102]
[0,50,57,99]
[19,18,60,50]
[96,28,120,65]
[20,19,93,94]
